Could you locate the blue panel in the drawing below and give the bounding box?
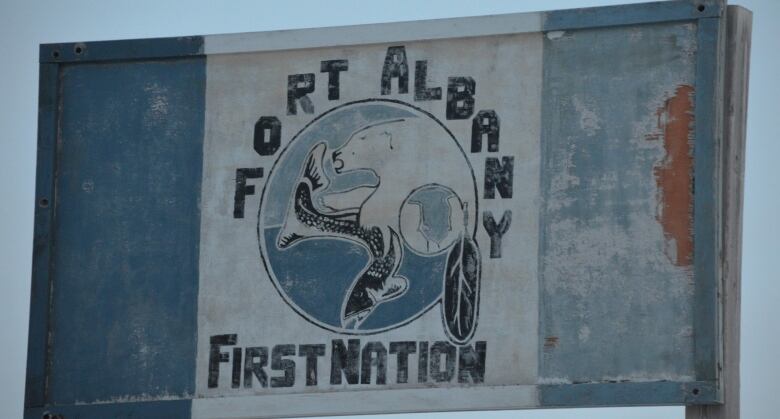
[543,0,723,31]
[540,381,718,406]
[25,399,191,419]
[46,58,205,404]
[538,22,699,382]
[40,36,204,63]
[25,63,59,408]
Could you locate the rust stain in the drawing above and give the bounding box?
[648,85,695,267]
[543,336,559,351]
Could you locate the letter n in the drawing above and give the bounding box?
[484,156,514,199]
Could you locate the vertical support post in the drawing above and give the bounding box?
[687,5,751,419]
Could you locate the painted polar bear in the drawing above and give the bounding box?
[277,115,478,332]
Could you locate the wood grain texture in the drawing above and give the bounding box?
[686,5,751,419]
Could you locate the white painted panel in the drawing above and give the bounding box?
[196,33,542,413]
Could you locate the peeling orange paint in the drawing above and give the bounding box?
[649,85,695,267]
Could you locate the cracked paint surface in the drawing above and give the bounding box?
[539,22,698,384]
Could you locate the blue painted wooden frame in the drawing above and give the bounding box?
[26,62,59,409]
[544,0,723,30]
[541,381,718,407]
[691,13,724,388]
[26,0,727,415]
[25,399,192,419]
[39,36,203,63]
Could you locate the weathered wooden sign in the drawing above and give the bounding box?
[26,1,750,418]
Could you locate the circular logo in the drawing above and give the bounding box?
[259,99,480,337]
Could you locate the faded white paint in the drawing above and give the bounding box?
[196,32,543,412]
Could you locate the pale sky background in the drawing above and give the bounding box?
[1,1,777,418]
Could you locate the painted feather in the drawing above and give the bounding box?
[443,234,481,344]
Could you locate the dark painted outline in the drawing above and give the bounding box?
[257,98,479,337]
